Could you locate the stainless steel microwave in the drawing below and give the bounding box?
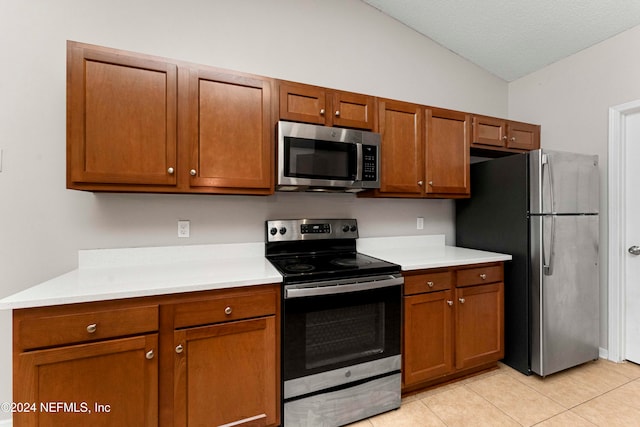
[277,121,381,192]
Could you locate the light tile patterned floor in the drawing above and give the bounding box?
[348,359,640,426]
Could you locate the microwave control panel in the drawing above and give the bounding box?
[362,145,378,182]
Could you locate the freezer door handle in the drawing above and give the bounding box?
[543,216,556,276]
[629,246,640,256]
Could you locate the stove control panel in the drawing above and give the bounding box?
[266,219,358,242]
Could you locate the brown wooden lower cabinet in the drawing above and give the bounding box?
[173,316,277,427]
[12,284,280,427]
[402,263,504,393]
[15,334,158,427]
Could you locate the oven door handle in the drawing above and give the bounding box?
[284,275,403,299]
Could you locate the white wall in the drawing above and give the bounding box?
[0,0,507,416]
[508,24,640,352]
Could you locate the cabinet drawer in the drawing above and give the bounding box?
[19,305,159,350]
[173,289,277,329]
[404,271,452,295]
[456,265,503,287]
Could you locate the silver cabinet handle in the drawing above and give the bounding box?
[86,324,97,334]
[145,350,154,360]
[175,344,184,354]
[418,181,423,186]
[480,273,487,280]
[224,306,233,315]
[459,298,466,304]
[167,167,174,174]
[447,300,453,306]
[320,109,325,115]
[335,111,340,117]
[428,181,433,186]
[190,169,197,176]
[510,137,516,141]
[427,281,434,288]
[629,246,640,255]
[502,135,508,141]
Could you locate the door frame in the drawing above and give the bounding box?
[608,99,640,362]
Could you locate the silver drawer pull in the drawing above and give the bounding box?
[427,281,434,288]
[459,298,466,304]
[86,323,97,334]
[480,273,487,280]
[145,350,154,360]
[175,344,184,354]
[447,300,453,306]
[224,306,233,315]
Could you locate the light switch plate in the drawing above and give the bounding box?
[417,217,424,230]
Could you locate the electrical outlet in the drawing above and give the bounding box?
[417,217,424,230]
[178,220,190,238]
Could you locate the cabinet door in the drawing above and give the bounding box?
[507,121,540,150]
[403,290,454,387]
[471,115,507,148]
[67,43,178,187]
[377,99,424,195]
[426,108,470,196]
[174,316,278,427]
[279,83,327,125]
[15,334,158,427]
[332,91,375,130]
[187,69,273,193]
[455,283,504,370]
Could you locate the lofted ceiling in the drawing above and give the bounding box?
[361,0,640,81]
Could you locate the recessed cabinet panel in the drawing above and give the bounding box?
[174,317,277,427]
[507,121,540,150]
[377,100,424,195]
[455,282,504,370]
[67,45,178,187]
[403,291,453,386]
[426,109,470,196]
[188,70,273,192]
[16,334,158,427]
[333,92,375,130]
[279,83,326,125]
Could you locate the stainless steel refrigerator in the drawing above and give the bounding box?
[456,149,599,376]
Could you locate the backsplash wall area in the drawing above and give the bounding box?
[0,0,507,416]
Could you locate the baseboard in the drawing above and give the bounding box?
[599,346,609,360]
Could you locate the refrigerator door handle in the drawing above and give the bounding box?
[543,215,555,276]
[542,152,555,213]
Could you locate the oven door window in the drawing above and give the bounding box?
[283,285,401,381]
[284,137,357,181]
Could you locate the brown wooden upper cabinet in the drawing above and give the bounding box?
[370,100,470,198]
[278,81,375,130]
[472,115,540,152]
[66,41,274,194]
[67,42,179,189]
[185,67,273,194]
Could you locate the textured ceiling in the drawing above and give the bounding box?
[361,0,640,81]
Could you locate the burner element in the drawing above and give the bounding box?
[285,263,315,273]
[330,258,373,267]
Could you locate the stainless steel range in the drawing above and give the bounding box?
[265,219,402,427]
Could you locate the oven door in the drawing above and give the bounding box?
[282,275,402,392]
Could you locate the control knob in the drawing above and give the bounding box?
[279,227,287,235]
[269,227,278,236]
[350,225,357,232]
[342,225,350,232]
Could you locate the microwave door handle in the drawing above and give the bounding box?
[356,143,363,181]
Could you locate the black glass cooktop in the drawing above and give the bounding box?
[267,251,400,283]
